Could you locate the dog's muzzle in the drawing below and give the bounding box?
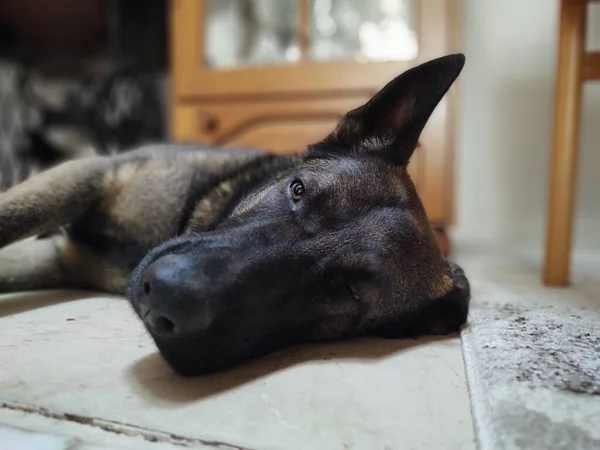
[125,224,316,376]
[127,234,230,339]
[136,253,215,336]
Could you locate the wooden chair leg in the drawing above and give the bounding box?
[544,0,587,286]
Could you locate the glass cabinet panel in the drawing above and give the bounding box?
[203,0,299,68]
[309,0,418,61]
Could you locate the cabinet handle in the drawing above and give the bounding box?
[197,112,219,133]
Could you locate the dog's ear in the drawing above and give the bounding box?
[307,54,465,164]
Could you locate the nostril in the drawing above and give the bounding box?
[148,314,175,334]
[143,281,151,295]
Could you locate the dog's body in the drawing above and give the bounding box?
[0,144,296,293]
[0,55,471,376]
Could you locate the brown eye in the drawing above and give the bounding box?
[290,180,305,201]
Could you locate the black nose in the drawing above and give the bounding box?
[138,254,213,336]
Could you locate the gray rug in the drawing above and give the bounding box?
[461,303,600,450]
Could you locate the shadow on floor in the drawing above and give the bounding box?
[126,333,458,407]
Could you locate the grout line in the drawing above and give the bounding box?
[0,400,255,450]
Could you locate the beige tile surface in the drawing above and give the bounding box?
[0,412,182,450]
[0,288,475,450]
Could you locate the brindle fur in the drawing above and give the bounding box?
[0,55,470,376]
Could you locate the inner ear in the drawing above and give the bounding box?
[307,54,466,164]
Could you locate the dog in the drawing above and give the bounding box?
[0,54,470,376]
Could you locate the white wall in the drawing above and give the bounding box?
[451,0,600,254]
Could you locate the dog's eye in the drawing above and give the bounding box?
[290,180,305,201]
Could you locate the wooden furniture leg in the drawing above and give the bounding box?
[543,0,587,286]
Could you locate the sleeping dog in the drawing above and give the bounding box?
[0,54,470,376]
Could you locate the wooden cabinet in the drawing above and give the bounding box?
[169,0,461,249]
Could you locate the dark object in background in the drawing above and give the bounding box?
[0,0,168,190]
[28,67,166,156]
[108,0,168,74]
[0,0,167,75]
[77,67,165,154]
[0,0,107,75]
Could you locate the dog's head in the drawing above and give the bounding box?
[127,54,470,376]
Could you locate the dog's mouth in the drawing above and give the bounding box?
[147,331,280,377]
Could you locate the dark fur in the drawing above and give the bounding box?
[0,55,470,376]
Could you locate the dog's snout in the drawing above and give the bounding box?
[137,254,214,336]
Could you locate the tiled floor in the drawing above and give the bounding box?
[0,288,475,449]
[0,415,177,450]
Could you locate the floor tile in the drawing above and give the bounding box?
[0,289,475,450]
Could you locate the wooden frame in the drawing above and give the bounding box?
[171,0,454,100]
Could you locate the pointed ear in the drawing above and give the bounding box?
[308,54,465,164]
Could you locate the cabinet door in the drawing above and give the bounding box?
[171,0,453,98]
[172,96,367,152]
